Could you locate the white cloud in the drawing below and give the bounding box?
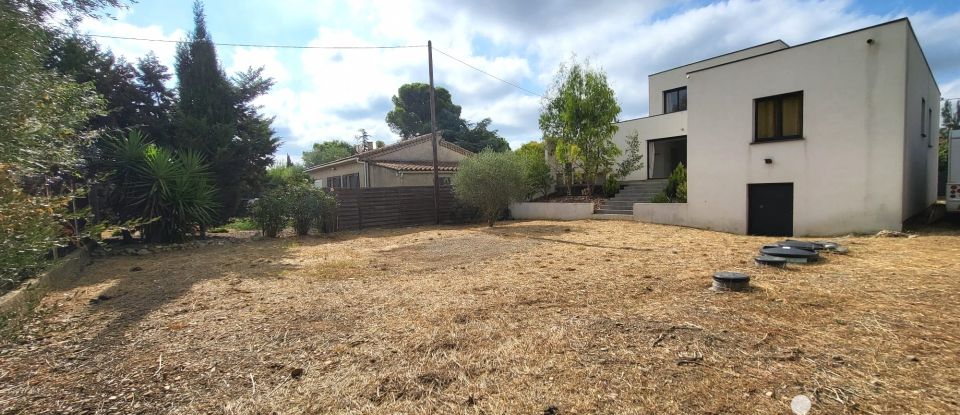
[78,17,185,70]
[76,0,960,159]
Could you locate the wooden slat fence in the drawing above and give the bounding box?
[328,185,466,231]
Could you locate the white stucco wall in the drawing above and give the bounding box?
[684,20,912,236]
[509,203,595,221]
[648,41,789,116]
[901,26,940,221]
[308,160,364,188]
[633,203,691,227]
[611,111,687,181]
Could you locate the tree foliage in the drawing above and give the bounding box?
[0,2,105,289]
[0,5,103,174]
[445,118,510,153]
[302,140,355,167]
[615,131,644,180]
[452,150,529,226]
[385,83,510,152]
[540,57,621,195]
[287,185,336,236]
[515,141,553,199]
[653,163,687,203]
[386,83,463,138]
[265,164,311,190]
[174,1,278,220]
[102,131,218,242]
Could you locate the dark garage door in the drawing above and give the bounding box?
[748,183,793,236]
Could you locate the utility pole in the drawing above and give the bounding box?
[428,40,441,225]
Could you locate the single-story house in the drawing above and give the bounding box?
[305,132,473,188]
[606,18,939,236]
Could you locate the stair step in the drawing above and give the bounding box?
[595,209,633,215]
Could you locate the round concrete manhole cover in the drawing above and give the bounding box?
[759,246,818,259]
[712,272,750,291]
[755,255,787,267]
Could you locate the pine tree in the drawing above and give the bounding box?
[134,52,175,146]
[173,1,278,219]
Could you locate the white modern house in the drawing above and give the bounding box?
[608,18,939,236]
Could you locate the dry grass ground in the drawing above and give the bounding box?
[1,220,959,414]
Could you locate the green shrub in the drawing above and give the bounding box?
[103,131,218,242]
[515,142,554,200]
[287,185,336,236]
[452,150,529,227]
[0,169,64,293]
[265,164,311,190]
[224,217,258,231]
[651,192,671,203]
[602,176,620,197]
[251,191,288,238]
[652,163,687,203]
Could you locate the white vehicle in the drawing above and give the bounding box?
[948,128,960,213]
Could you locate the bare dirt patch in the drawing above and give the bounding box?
[1,220,959,414]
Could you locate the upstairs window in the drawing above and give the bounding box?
[921,98,927,138]
[755,91,803,142]
[663,87,687,114]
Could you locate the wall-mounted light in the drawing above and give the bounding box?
[764,158,773,164]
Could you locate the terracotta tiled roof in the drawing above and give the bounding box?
[370,160,461,172]
[304,132,473,172]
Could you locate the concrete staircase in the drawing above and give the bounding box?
[595,179,668,215]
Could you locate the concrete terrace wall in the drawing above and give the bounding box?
[509,203,594,221]
[0,249,90,322]
[633,203,690,227]
[685,21,911,236]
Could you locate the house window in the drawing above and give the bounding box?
[663,87,687,114]
[921,98,927,138]
[326,176,341,188]
[754,91,803,142]
[342,173,360,188]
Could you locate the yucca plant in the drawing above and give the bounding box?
[104,131,218,242]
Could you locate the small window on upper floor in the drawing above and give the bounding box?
[921,98,927,138]
[663,87,687,114]
[754,91,803,142]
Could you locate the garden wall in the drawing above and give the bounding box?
[509,202,595,221]
[633,203,690,227]
[0,249,90,323]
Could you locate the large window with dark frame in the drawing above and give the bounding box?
[663,87,687,114]
[754,91,803,142]
[326,176,341,188]
[342,173,360,188]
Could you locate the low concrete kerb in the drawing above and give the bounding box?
[0,249,91,323]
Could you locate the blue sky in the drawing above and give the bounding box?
[80,0,960,161]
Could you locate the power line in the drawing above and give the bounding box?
[432,47,545,98]
[85,34,426,50]
[86,33,544,98]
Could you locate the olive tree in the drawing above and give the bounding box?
[539,57,621,195]
[452,150,529,227]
